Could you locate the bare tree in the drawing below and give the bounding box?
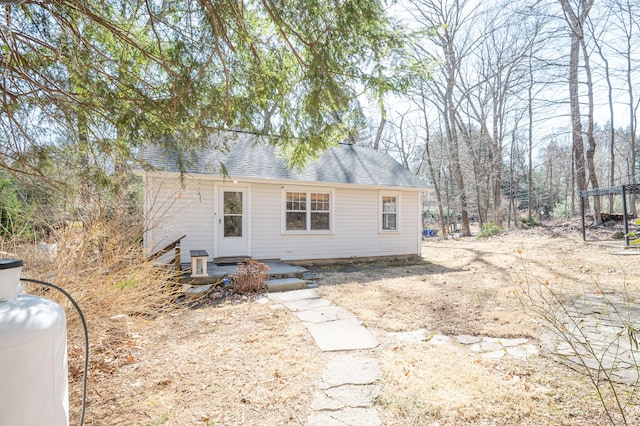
[580,34,602,221]
[611,0,640,214]
[407,0,480,236]
[455,4,545,226]
[588,5,616,213]
[558,0,595,218]
[416,94,449,238]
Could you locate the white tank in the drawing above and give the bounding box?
[0,259,69,426]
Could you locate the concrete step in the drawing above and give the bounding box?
[267,277,307,293]
[184,284,214,299]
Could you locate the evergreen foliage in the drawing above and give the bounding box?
[477,222,502,238]
[0,0,404,178]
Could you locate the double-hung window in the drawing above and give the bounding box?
[284,188,332,232]
[380,192,399,232]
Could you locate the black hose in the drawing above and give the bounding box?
[21,278,88,426]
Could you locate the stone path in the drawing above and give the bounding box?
[266,288,640,424]
[267,289,378,351]
[388,328,539,360]
[267,289,382,425]
[307,354,381,426]
[540,294,640,385]
[267,288,542,425]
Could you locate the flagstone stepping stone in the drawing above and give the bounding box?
[457,335,482,345]
[294,306,357,323]
[308,319,378,351]
[541,293,640,385]
[388,328,431,343]
[266,277,307,292]
[282,297,332,312]
[308,407,381,426]
[267,288,319,302]
[320,356,380,389]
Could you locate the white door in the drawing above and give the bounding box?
[217,186,249,257]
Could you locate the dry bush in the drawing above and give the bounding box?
[8,216,181,323]
[231,259,270,293]
[0,210,183,424]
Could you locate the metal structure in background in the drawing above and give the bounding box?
[580,184,640,246]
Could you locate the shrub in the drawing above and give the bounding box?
[231,259,270,293]
[477,222,501,238]
[520,217,538,228]
[629,219,640,245]
[553,201,572,219]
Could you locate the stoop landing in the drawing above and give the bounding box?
[179,261,310,291]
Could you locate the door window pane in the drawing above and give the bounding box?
[224,216,243,237]
[224,192,243,214]
[223,191,243,237]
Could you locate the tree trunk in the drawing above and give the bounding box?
[373,114,386,151]
[444,52,471,236]
[419,94,448,238]
[625,20,638,215]
[509,130,517,228]
[591,17,616,213]
[581,38,600,223]
[568,33,589,211]
[549,159,554,216]
[528,55,534,222]
[559,0,593,215]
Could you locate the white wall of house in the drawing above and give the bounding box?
[143,173,422,263]
[143,174,215,262]
[250,182,421,261]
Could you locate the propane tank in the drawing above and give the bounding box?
[0,259,69,426]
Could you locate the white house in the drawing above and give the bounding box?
[139,132,429,264]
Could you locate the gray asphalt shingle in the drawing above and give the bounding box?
[140,132,428,189]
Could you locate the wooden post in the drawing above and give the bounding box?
[580,192,586,242]
[175,243,181,273]
[622,185,630,247]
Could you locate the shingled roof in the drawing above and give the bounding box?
[141,132,428,189]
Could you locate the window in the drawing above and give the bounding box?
[286,192,307,230]
[381,193,399,232]
[223,191,243,237]
[310,193,330,230]
[284,189,332,232]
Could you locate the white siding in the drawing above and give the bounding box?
[250,183,421,261]
[144,174,215,262]
[144,175,422,262]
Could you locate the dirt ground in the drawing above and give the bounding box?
[71,224,640,425]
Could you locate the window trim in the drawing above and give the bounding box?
[282,187,335,234]
[379,191,400,233]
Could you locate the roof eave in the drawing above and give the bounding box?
[141,169,429,190]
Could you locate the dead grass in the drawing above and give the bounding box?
[317,230,640,425]
[3,223,640,425]
[377,344,638,425]
[80,302,323,425]
[8,218,181,321]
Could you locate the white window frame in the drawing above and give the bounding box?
[380,191,400,233]
[282,187,334,234]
